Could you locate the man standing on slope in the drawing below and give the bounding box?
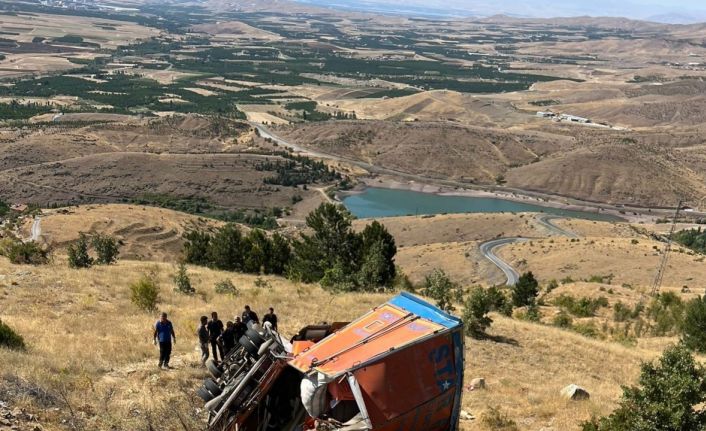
[207,311,224,364]
[197,315,209,366]
[153,312,176,369]
[263,307,278,332]
[241,305,259,327]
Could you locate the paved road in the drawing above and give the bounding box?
[479,237,529,286]
[479,217,576,285]
[536,214,578,238]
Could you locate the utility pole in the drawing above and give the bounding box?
[650,200,682,297]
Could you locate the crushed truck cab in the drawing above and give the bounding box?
[198,292,464,431]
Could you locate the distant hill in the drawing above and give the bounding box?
[291,0,706,23]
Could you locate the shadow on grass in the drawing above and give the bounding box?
[475,333,519,346]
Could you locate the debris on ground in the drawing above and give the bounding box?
[0,400,43,431]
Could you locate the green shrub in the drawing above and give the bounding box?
[486,285,513,316]
[423,268,462,312]
[173,263,195,295]
[463,286,493,338]
[92,234,119,265]
[481,406,518,431]
[553,295,609,317]
[572,322,600,339]
[647,292,685,336]
[392,268,414,292]
[682,296,706,353]
[586,274,614,284]
[545,279,559,293]
[5,241,47,265]
[130,274,160,312]
[67,233,93,268]
[215,279,239,296]
[512,272,539,307]
[582,344,706,430]
[553,311,573,328]
[0,319,25,351]
[254,276,272,289]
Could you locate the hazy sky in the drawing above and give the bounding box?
[304,0,706,22]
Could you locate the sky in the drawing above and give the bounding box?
[298,0,706,23]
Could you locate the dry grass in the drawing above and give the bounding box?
[26,204,223,261]
[1,204,698,430]
[0,255,676,431]
[0,258,390,430]
[499,236,706,289]
[463,316,663,430]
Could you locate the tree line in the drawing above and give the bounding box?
[183,203,397,291]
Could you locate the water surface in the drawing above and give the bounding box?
[342,187,622,221]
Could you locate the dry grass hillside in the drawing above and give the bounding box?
[26,205,224,261]
[276,117,706,207]
[2,204,705,430]
[276,121,574,184]
[0,256,681,431]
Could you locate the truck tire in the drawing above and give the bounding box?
[245,328,265,346]
[197,386,215,402]
[204,378,222,396]
[207,360,222,379]
[239,335,260,358]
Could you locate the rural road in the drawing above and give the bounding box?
[480,217,577,285]
[536,214,578,238]
[479,238,529,286]
[29,217,41,242]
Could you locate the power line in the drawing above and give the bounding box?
[649,200,682,297]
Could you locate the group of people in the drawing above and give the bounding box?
[153,306,279,369]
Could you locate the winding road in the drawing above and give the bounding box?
[479,215,577,285]
[479,237,529,286]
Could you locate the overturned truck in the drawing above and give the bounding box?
[197,292,464,431]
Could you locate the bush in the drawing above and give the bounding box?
[130,274,160,312]
[512,271,539,307]
[463,286,493,338]
[582,344,706,430]
[173,263,195,295]
[215,279,239,296]
[572,322,600,339]
[5,241,47,265]
[92,234,119,265]
[392,268,414,291]
[486,285,513,316]
[481,406,518,431]
[647,292,685,336]
[545,279,559,293]
[0,319,25,351]
[553,311,573,328]
[67,233,93,268]
[682,296,706,353]
[553,295,609,317]
[423,269,461,312]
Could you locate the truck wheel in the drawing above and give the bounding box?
[207,360,222,379]
[246,328,265,346]
[239,335,260,358]
[197,386,215,402]
[204,378,222,396]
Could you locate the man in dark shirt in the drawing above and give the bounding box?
[207,311,224,363]
[242,305,259,327]
[197,315,209,366]
[263,307,278,332]
[153,312,176,369]
[218,321,237,356]
[234,317,247,341]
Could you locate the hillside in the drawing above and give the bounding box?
[0,257,670,431]
[2,204,706,430]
